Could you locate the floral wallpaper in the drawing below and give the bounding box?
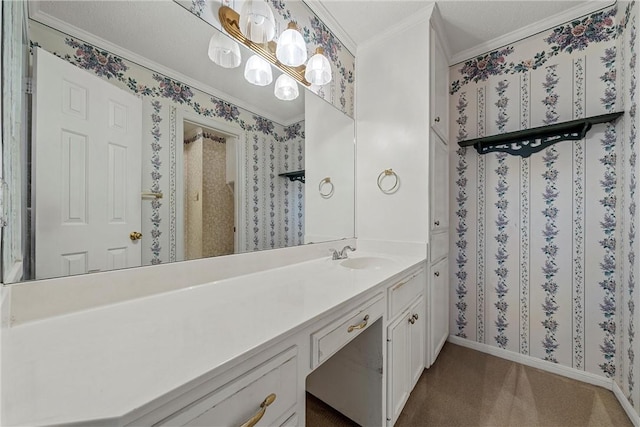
[450,6,618,95]
[30,20,306,264]
[175,0,355,118]
[449,3,639,393]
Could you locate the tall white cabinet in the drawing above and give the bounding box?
[427,26,450,367]
[356,4,450,424]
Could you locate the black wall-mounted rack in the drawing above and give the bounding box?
[278,170,305,183]
[458,111,624,157]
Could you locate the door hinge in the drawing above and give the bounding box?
[25,78,33,95]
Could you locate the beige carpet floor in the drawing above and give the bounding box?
[306,342,633,427]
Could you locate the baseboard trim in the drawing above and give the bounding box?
[613,381,640,427]
[447,335,613,390]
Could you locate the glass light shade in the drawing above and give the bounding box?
[244,55,273,86]
[304,47,332,86]
[276,23,307,67]
[208,32,241,68]
[239,0,276,44]
[274,74,299,101]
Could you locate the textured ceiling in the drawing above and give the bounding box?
[436,1,592,60]
[318,0,600,62]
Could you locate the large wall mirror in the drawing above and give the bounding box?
[3,0,355,283]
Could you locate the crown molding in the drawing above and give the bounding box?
[450,0,616,65]
[28,4,296,126]
[359,3,435,52]
[282,112,306,127]
[302,0,357,56]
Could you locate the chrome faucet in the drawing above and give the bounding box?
[330,245,356,260]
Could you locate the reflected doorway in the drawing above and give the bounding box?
[182,121,236,260]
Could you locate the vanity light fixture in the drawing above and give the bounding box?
[274,73,299,100]
[305,47,332,86]
[276,22,307,67]
[239,0,276,44]
[218,4,332,90]
[244,54,273,86]
[208,32,241,69]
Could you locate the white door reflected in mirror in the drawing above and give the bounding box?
[33,48,143,279]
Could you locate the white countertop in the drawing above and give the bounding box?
[1,251,424,426]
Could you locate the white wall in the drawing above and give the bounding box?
[305,94,355,243]
[356,9,432,246]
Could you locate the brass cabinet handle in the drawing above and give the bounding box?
[240,393,276,427]
[129,231,143,241]
[434,271,440,277]
[347,314,370,333]
[408,317,415,325]
[412,313,419,321]
[434,220,440,226]
[435,116,441,123]
[391,271,421,291]
[141,192,163,199]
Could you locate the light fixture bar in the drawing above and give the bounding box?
[219,6,311,86]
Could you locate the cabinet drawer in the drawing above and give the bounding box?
[388,269,424,320]
[430,231,448,263]
[280,413,299,426]
[157,348,297,427]
[311,294,384,368]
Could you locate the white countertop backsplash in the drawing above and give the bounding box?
[1,242,426,426]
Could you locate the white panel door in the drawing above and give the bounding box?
[430,131,449,233]
[408,296,425,389]
[387,313,409,426]
[430,257,449,363]
[430,28,449,142]
[33,48,142,279]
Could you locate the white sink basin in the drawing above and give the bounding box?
[340,256,394,270]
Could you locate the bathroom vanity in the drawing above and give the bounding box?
[2,249,428,426]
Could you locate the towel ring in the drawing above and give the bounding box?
[319,177,334,198]
[377,169,399,194]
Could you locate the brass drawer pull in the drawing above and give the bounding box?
[391,271,422,291]
[240,393,276,427]
[347,314,370,333]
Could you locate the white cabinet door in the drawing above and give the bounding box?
[430,28,449,142]
[387,314,410,426]
[430,257,449,364]
[430,131,449,233]
[409,296,425,389]
[387,294,425,426]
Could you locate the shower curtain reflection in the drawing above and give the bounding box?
[183,124,235,260]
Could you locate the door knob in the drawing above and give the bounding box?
[130,231,143,241]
